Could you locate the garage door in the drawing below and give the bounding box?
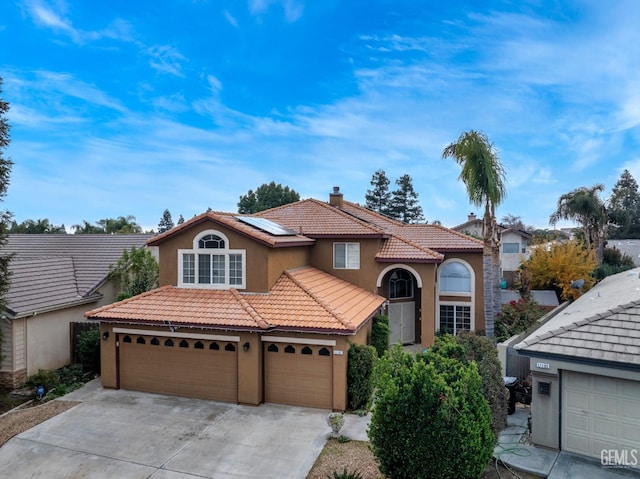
[562,371,640,462]
[118,333,238,402]
[264,342,333,409]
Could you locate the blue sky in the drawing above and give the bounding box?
[2,0,640,232]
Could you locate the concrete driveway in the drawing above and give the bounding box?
[0,380,366,478]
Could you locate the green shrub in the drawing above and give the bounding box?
[25,369,60,393]
[371,314,390,358]
[78,327,101,372]
[431,332,508,436]
[369,345,494,479]
[495,294,544,343]
[347,344,377,411]
[328,468,363,479]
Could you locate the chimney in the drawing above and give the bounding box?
[468,212,476,222]
[329,186,344,208]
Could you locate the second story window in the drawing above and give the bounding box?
[178,230,246,289]
[334,242,360,269]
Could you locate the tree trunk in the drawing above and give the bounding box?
[482,205,501,340]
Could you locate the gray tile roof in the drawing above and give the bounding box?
[515,268,640,366]
[4,234,154,317]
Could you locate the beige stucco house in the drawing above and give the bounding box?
[87,188,486,410]
[0,234,153,388]
[514,269,640,466]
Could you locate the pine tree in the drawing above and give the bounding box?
[608,169,640,239]
[389,174,424,223]
[0,77,14,360]
[177,214,185,225]
[158,209,175,233]
[365,169,391,216]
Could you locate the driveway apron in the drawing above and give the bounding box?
[0,381,331,478]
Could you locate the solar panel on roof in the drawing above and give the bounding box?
[237,216,297,236]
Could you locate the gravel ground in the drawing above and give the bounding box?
[306,438,541,479]
[0,400,79,447]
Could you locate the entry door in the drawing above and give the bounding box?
[389,302,415,345]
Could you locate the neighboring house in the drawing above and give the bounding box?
[87,187,485,410]
[608,239,640,267]
[514,269,640,465]
[0,234,154,389]
[453,213,532,287]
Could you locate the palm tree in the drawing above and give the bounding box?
[443,130,506,339]
[549,184,607,264]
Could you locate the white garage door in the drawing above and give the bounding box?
[562,371,640,462]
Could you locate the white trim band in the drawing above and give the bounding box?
[112,327,240,342]
[261,336,336,346]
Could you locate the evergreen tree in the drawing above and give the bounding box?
[177,214,185,225]
[0,78,14,361]
[9,218,66,233]
[157,209,174,233]
[365,169,391,215]
[608,169,640,239]
[237,181,300,214]
[388,174,424,223]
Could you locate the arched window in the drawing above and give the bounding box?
[389,269,414,299]
[150,337,160,346]
[301,346,313,355]
[179,230,245,289]
[210,342,219,350]
[439,261,471,293]
[194,341,204,349]
[225,343,236,352]
[136,336,146,344]
[267,344,278,352]
[165,339,174,347]
[319,347,331,356]
[179,340,189,348]
[284,345,295,354]
[123,335,132,343]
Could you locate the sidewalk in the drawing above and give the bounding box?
[494,405,640,478]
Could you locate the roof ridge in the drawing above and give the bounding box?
[85,285,173,318]
[428,223,484,245]
[341,200,404,226]
[521,304,631,348]
[284,269,355,330]
[230,288,270,329]
[306,199,388,236]
[386,232,444,259]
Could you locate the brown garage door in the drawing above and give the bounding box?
[118,334,238,402]
[264,342,333,409]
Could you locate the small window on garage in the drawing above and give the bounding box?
[194,341,204,349]
[285,345,295,354]
[210,342,219,350]
[136,336,146,344]
[165,339,174,347]
[150,337,160,346]
[123,335,132,343]
[179,340,189,348]
[319,347,331,356]
[267,344,278,352]
[301,346,312,355]
[225,343,236,352]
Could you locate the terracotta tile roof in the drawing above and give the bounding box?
[86,267,386,334]
[4,234,154,317]
[376,234,443,263]
[256,199,388,237]
[147,211,314,248]
[387,224,483,252]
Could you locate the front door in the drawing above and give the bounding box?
[389,302,415,345]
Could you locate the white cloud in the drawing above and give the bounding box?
[224,10,238,28]
[248,0,303,22]
[146,45,186,77]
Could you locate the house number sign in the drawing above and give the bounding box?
[536,362,550,369]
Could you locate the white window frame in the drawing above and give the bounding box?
[333,242,360,269]
[502,242,520,254]
[438,259,473,296]
[178,229,246,289]
[438,302,473,335]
